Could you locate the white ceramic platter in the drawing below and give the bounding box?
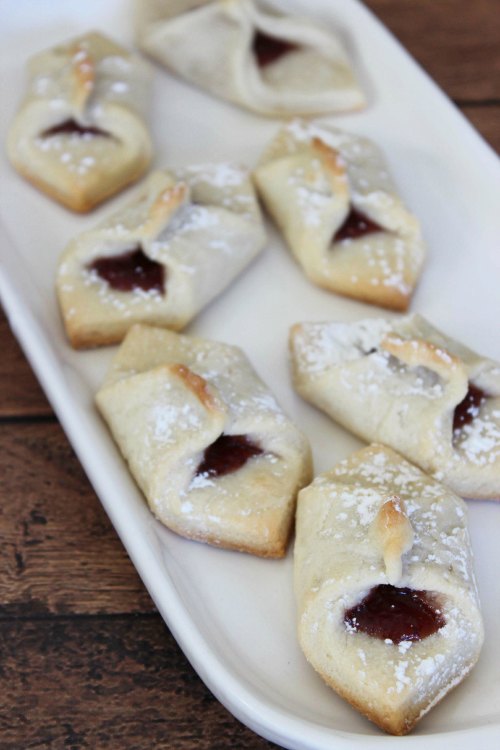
[1,1,500,747]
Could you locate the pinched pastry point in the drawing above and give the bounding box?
[168,363,220,412]
[374,496,414,585]
[137,182,190,239]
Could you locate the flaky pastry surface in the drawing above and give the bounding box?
[294,444,483,734]
[96,324,312,557]
[290,314,500,499]
[57,164,266,348]
[254,119,426,310]
[7,31,153,212]
[135,0,365,116]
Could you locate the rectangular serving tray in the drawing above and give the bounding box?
[1,1,500,747]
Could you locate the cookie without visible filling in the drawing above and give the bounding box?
[56,164,266,348]
[135,0,365,116]
[290,314,500,499]
[254,119,426,310]
[7,31,153,212]
[96,324,312,557]
[294,444,483,735]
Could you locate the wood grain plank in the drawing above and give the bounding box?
[0,421,154,616]
[0,310,53,418]
[459,105,500,154]
[0,616,277,750]
[364,0,500,101]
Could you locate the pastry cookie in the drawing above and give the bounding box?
[7,31,153,212]
[290,314,500,499]
[254,120,426,310]
[57,164,266,348]
[135,0,365,116]
[96,324,312,557]
[294,444,483,735]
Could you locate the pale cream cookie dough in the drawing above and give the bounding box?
[290,314,500,499]
[294,444,483,734]
[135,0,365,116]
[96,324,312,557]
[57,163,266,348]
[7,31,153,212]
[254,119,426,310]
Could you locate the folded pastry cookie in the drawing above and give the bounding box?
[135,0,365,116]
[7,31,153,212]
[57,164,266,348]
[96,324,312,556]
[294,443,483,735]
[254,120,426,310]
[290,314,500,499]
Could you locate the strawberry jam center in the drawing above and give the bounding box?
[453,384,487,432]
[89,247,165,294]
[344,584,445,642]
[334,207,383,242]
[196,434,263,478]
[41,118,111,138]
[253,31,298,67]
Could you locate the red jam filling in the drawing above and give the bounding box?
[453,384,487,432]
[40,118,111,138]
[88,247,165,294]
[253,31,298,67]
[334,207,384,242]
[344,584,445,643]
[195,434,263,478]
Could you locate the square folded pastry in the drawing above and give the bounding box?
[57,164,266,348]
[96,324,312,557]
[290,314,500,499]
[7,31,153,212]
[135,0,365,116]
[294,444,483,735]
[254,120,426,310]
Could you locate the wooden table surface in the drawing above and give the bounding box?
[1,2,499,748]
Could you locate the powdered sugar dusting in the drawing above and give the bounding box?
[100,326,308,547]
[150,400,202,445]
[283,119,396,197]
[454,408,500,465]
[182,162,248,188]
[291,316,500,491]
[296,444,483,727]
[292,318,391,374]
[262,120,424,300]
